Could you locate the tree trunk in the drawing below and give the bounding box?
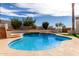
[72,3,75,34]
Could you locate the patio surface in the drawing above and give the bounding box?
[0,31,79,56]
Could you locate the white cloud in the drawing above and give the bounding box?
[0,7,39,17]
[23,14,40,17]
[15,3,79,16]
[16,2,79,16]
[0,7,21,17]
[0,2,79,17]
[75,4,79,16]
[0,7,17,12]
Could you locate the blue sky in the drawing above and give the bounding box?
[0,3,74,27]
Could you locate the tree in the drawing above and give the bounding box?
[23,17,36,26]
[55,22,66,32]
[72,3,75,34]
[55,23,59,27]
[11,18,22,29]
[42,22,49,30]
[59,22,63,27]
[55,22,65,28]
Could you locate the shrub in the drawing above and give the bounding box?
[42,22,49,30]
[23,17,36,26]
[11,18,22,29]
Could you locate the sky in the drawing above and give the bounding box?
[0,3,79,27]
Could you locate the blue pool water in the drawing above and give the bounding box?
[8,33,71,51]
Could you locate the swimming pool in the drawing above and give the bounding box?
[8,33,71,51]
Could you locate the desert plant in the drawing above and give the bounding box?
[55,23,59,27]
[42,22,49,30]
[11,18,22,29]
[55,22,66,28]
[23,17,36,26]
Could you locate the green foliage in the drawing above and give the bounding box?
[23,17,36,26]
[42,22,49,30]
[63,34,79,38]
[72,34,79,38]
[55,22,63,27]
[55,22,66,28]
[11,18,22,29]
[55,23,59,27]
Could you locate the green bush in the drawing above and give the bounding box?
[11,18,22,29]
[23,17,36,26]
[42,22,49,30]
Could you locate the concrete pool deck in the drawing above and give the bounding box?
[0,32,79,56]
